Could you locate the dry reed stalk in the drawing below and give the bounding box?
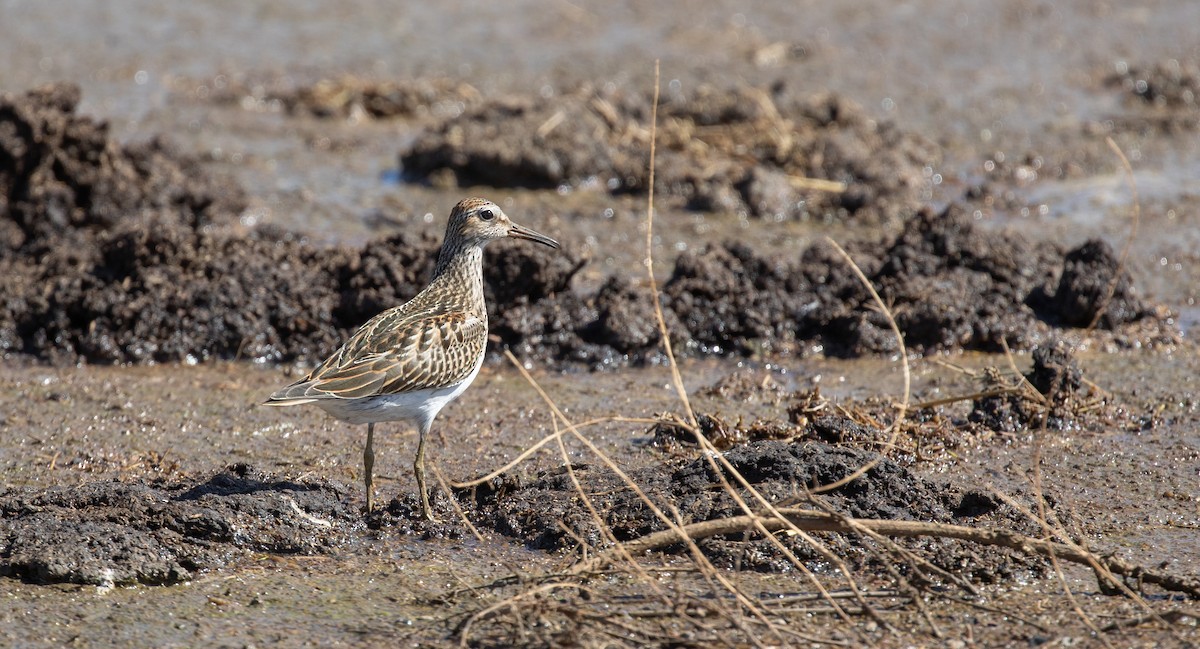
[1085,136,1141,332]
[637,61,880,639]
[807,238,910,495]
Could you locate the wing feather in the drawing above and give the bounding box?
[265,307,485,404]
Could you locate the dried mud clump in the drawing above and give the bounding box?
[461,438,1045,580]
[1106,60,1200,110]
[0,464,356,586]
[213,75,482,121]
[970,340,1090,432]
[0,83,245,256]
[1028,238,1151,329]
[0,84,582,363]
[401,83,939,224]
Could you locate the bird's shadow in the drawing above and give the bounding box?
[172,462,331,501]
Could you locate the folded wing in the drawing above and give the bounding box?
[264,308,486,405]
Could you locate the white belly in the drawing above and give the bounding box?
[314,357,483,428]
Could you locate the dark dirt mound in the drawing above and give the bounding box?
[459,433,1047,581]
[969,339,1092,432]
[655,205,1170,359]
[516,205,1173,365]
[579,276,672,360]
[0,85,585,363]
[0,221,426,364]
[0,83,1179,366]
[1,221,585,364]
[0,83,245,257]
[209,75,482,121]
[400,82,940,224]
[1028,238,1153,329]
[0,464,356,586]
[1106,59,1200,110]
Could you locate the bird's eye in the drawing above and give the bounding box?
[478,208,495,221]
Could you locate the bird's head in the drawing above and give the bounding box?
[446,198,560,249]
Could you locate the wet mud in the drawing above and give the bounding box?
[0,343,1112,588]
[460,432,1046,581]
[399,83,939,226]
[0,85,1179,369]
[0,436,1036,586]
[0,411,1049,587]
[0,464,355,586]
[3,3,1200,646]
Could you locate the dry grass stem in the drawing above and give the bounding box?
[589,506,1200,598]
[1086,136,1141,332]
[807,238,909,495]
[431,464,486,543]
[788,175,848,192]
[643,60,698,430]
[501,348,796,646]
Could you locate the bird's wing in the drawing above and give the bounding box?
[265,309,486,403]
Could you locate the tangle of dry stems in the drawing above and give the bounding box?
[448,65,1199,648]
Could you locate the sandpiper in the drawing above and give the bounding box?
[263,198,560,520]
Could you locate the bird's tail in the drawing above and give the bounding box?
[262,382,320,406]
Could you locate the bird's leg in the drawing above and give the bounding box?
[414,421,437,521]
[363,423,376,514]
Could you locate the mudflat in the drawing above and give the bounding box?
[2,2,1198,647]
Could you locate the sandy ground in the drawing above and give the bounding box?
[2,1,1200,647]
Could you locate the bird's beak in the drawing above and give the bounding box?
[509,222,561,249]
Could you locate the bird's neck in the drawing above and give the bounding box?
[430,241,486,312]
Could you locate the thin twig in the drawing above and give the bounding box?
[1086,137,1141,331]
[586,507,1200,598]
[431,464,486,543]
[809,238,910,495]
[502,350,787,646]
[643,60,697,430]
